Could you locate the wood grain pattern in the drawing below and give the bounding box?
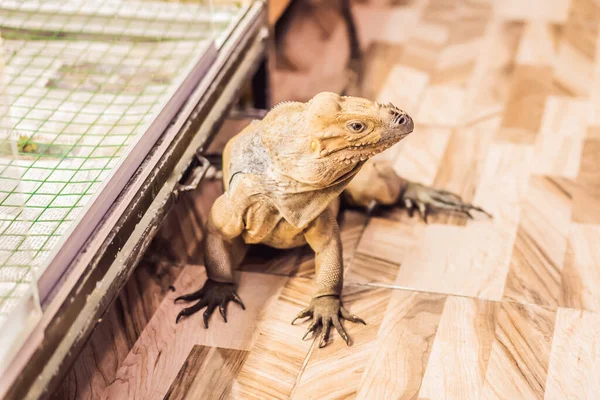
[344,253,400,285]
[429,116,497,225]
[358,42,406,101]
[418,296,497,400]
[553,0,599,96]
[292,285,393,399]
[352,4,421,50]
[163,346,248,400]
[531,96,590,178]
[431,1,491,86]
[502,176,572,306]
[376,65,429,116]
[394,224,508,300]
[356,291,446,399]
[481,302,557,399]
[416,85,466,127]
[355,216,423,266]
[545,308,600,399]
[572,128,600,224]
[421,0,459,26]
[560,224,600,312]
[493,0,571,23]
[391,126,450,185]
[497,65,555,144]
[101,270,286,400]
[516,22,560,66]
[229,277,314,399]
[399,22,447,76]
[462,21,524,123]
[396,144,531,300]
[52,236,190,400]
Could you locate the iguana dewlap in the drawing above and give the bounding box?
[175,92,489,348]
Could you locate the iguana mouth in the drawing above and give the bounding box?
[327,131,409,164]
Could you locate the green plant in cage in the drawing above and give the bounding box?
[16,134,38,154]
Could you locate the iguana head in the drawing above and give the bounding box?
[260,92,413,187]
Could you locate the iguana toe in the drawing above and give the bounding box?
[175,279,244,327]
[401,182,492,221]
[293,296,365,348]
[291,308,313,325]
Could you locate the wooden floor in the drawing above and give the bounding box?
[53,0,600,399]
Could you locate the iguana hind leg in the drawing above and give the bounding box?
[343,159,491,222]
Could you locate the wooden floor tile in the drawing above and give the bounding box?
[532,96,589,178]
[429,116,498,226]
[497,65,555,144]
[292,285,393,399]
[397,144,531,300]
[431,5,491,87]
[338,210,370,267]
[376,65,429,116]
[418,296,497,399]
[480,302,557,399]
[400,22,448,76]
[101,269,286,399]
[560,224,600,312]
[493,0,571,23]
[345,253,400,285]
[462,21,524,122]
[516,22,561,66]
[422,0,470,26]
[230,277,314,399]
[553,0,599,97]
[356,290,446,399]
[355,216,423,266]
[502,176,572,307]
[572,128,600,224]
[164,346,248,400]
[391,126,450,185]
[352,5,421,50]
[358,42,406,101]
[394,224,510,300]
[545,308,600,398]
[416,85,466,127]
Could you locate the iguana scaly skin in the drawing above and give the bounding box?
[175,92,489,347]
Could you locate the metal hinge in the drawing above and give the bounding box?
[173,148,211,198]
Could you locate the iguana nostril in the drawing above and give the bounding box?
[392,112,408,126]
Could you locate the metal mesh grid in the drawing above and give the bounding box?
[0,0,244,325]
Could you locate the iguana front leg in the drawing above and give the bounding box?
[344,159,490,222]
[175,194,247,327]
[292,208,366,348]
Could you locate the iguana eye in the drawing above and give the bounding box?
[347,121,366,133]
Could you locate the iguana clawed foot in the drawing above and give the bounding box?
[401,182,491,223]
[174,279,245,327]
[291,295,366,348]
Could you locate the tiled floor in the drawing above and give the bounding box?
[54,0,600,398]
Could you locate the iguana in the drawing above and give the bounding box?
[175,92,489,348]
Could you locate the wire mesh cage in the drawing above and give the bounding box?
[0,0,247,330]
